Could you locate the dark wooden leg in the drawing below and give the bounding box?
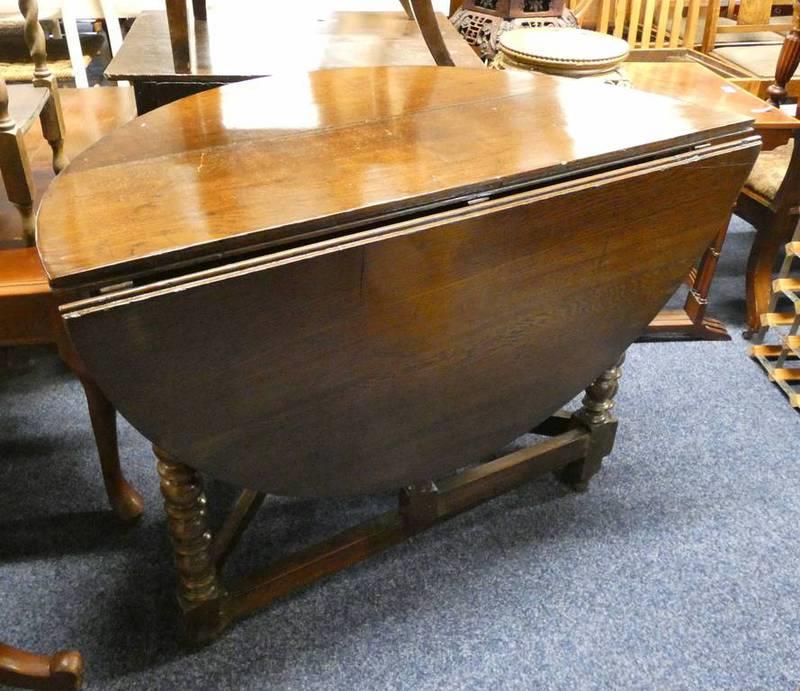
[398,0,414,19]
[191,0,206,21]
[155,447,229,644]
[0,75,35,244]
[645,221,730,341]
[157,403,617,641]
[408,0,455,66]
[165,0,194,73]
[681,223,731,340]
[767,0,800,107]
[560,354,624,491]
[78,375,144,522]
[744,213,798,337]
[0,643,83,691]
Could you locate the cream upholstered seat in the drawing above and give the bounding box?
[744,138,793,200]
[680,15,785,47]
[715,42,784,77]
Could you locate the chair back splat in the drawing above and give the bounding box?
[591,0,701,49]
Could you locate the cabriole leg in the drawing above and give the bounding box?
[0,643,83,690]
[79,375,144,521]
[560,353,624,491]
[155,447,229,643]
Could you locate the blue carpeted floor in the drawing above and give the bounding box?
[1,218,798,690]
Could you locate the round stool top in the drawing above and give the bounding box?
[498,28,629,76]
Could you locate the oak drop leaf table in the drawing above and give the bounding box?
[36,67,758,642]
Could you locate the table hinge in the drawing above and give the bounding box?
[98,280,134,295]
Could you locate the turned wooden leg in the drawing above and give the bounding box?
[0,643,83,691]
[155,447,228,643]
[744,213,798,337]
[0,75,35,244]
[39,93,67,174]
[767,0,800,107]
[79,375,144,522]
[409,0,455,66]
[682,223,731,341]
[18,0,68,174]
[560,353,624,491]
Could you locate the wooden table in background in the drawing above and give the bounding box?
[624,49,800,339]
[106,10,482,114]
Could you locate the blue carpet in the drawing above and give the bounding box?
[1,218,798,690]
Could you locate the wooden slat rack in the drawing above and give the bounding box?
[750,232,800,407]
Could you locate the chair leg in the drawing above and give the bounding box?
[39,93,68,174]
[744,213,798,337]
[192,0,206,21]
[408,0,455,66]
[0,76,36,244]
[0,643,83,691]
[78,374,144,522]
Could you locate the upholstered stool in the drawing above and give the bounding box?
[744,138,793,201]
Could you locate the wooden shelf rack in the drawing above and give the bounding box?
[750,231,800,407]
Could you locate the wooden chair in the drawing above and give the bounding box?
[736,5,800,336]
[702,0,799,98]
[1,12,140,688]
[589,0,703,47]
[587,0,792,54]
[0,0,142,521]
[0,0,66,245]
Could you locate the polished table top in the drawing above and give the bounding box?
[105,10,482,81]
[623,58,799,132]
[37,66,753,291]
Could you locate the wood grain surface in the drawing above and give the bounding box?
[61,138,759,496]
[37,66,754,290]
[105,10,481,82]
[624,60,799,131]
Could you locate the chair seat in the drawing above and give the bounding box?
[744,138,793,200]
[680,15,785,47]
[7,83,49,133]
[714,43,785,77]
